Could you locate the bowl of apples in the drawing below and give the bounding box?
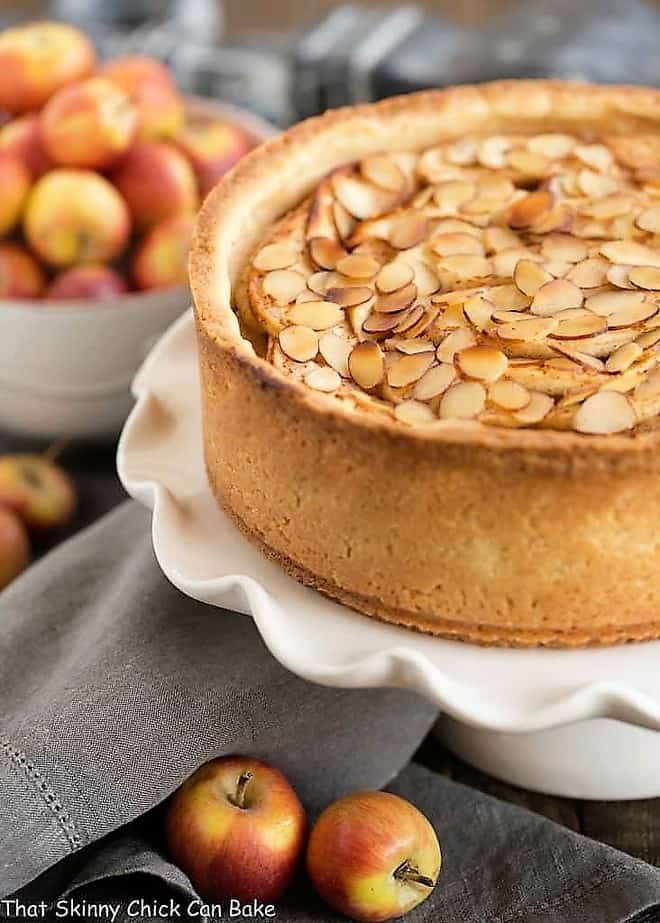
[0,21,275,441]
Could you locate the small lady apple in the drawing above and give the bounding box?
[0,455,76,532]
[165,756,307,903]
[307,791,441,922]
[0,506,30,590]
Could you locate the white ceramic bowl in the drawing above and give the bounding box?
[0,98,276,441]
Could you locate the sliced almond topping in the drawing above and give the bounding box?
[456,345,508,382]
[488,284,532,310]
[512,391,554,425]
[532,202,573,235]
[573,391,636,434]
[439,381,486,419]
[253,243,298,271]
[319,332,352,376]
[362,309,410,334]
[389,337,434,354]
[263,270,307,305]
[636,328,660,349]
[376,283,417,314]
[304,367,341,392]
[309,237,347,270]
[586,290,646,316]
[436,327,477,363]
[387,352,435,388]
[497,316,559,341]
[488,379,530,411]
[493,248,539,278]
[635,205,660,234]
[635,367,660,402]
[507,189,553,229]
[333,200,355,241]
[326,285,373,307]
[578,169,619,198]
[413,363,456,400]
[606,342,643,373]
[565,258,608,289]
[348,341,384,389]
[483,226,521,253]
[528,133,575,158]
[477,135,511,168]
[279,325,319,362]
[394,400,436,425]
[337,253,380,279]
[393,303,425,335]
[307,270,333,296]
[548,314,607,340]
[375,261,414,293]
[445,138,477,165]
[464,294,494,329]
[530,279,583,316]
[541,234,588,264]
[551,343,605,372]
[600,240,660,268]
[628,266,660,291]
[514,259,554,296]
[607,299,658,329]
[436,255,492,280]
[507,147,549,176]
[360,154,406,192]
[287,300,344,330]
[606,264,636,290]
[332,172,394,220]
[433,180,476,210]
[346,301,373,340]
[407,259,440,297]
[430,232,484,257]
[390,214,428,250]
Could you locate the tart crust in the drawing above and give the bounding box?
[191,81,660,647]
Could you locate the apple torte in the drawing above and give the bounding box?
[191,81,660,647]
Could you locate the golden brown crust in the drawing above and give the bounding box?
[191,81,660,646]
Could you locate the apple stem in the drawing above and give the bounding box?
[231,771,253,809]
[393,861,435,889]
[43,441,67,464]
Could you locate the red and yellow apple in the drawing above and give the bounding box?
[0,506,30,590]
[307,791,441,923]
[165,756,307,903]
[102,56,184,141]
[0,21,96,115]
[0,114,50,178]
[0,243,46,298]
[131,215,193,291]
[110,141,197,229]
[0,149,31,235]
[24,169,131,267]
[40,76,138,169]
[47,265,128,301]
[0,455,76,532]
[176,117,254,197]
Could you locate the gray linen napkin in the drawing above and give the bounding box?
[0,502,658,922]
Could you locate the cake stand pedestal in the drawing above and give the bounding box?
[118,313,660,800]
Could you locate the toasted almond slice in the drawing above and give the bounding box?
[574,143,613,172]
[445,138,477,165]
[319,332,352,376]
[375,283,417,314]
[477,135,511,168]
[279,325,319,362]
[433,180,475,210]
[417,147,446,182]
[607,300,658,329]
[309,237,347,270]
[497,316,559,341]
[514,259,554,296]
[528,133,576,158]
[390,214,429,250]
[389,337,434,354]
[263,269,307,305]
[507,189,553,229]
[507,147,549,176]
[387,352,435,388]
[376,261,414,293]
[362,308,410,334]
[307,270,333,296]
[493,248,539,278]
[532,202,574,235]
[606,264,636,290]
[437,255,492,280]
[413,363,456,400]
[349,341,384,388]
[253,243,298,271]
[483,226,520,253]
[394,400,436,425]
[629,266,660,291]
[326,285,373,307]
[492,309,530,324]
[337,253,380,279]
[304,366,341,392]
[488,379,530,411]
[393,303,425,335]
[635,367,660,401]
[436,327,477,363]
[360,154,406,191]
[333,200,355,241]
[512,391,554,425]
[488,283,532,310]
[461,195,508,217]
[606,342,643,373]
[406,259,440,297]
[579,195,633,220]
[464,294,494,329]
[456,345,508,382]
[635,205,660,234]
[548,314,607,340]
[540,234,588,264]
[600,240,660,268]
[636,328,660,349]
[565,258,608,289]
[573,391,636,434]
[578,169,619,198]
[439,381,486,419]
[551,343,605,371]
[287,300,344,330]
[346,301,373,341]
[530,279,583,316]
[430,232,484,257]
[332,171,395,219]
[586,290,645,316]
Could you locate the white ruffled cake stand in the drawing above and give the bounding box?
[117,312,660,800]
